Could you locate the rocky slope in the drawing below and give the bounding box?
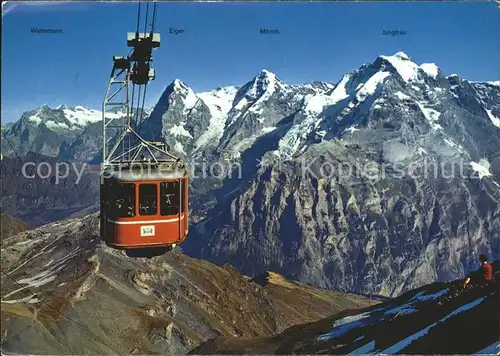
[0,153,100,227]
[0,213,376,354]
[0,214,29,242]
[192,270,500,354]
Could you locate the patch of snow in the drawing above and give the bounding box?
[317,312,371,341]
[1,294,38,304]
[383,305,418,316]
[168,124,193,139]
[199,86,237,116]
[417,147,427,156]
[276,114,321,159]
[487,81,500,87]
[444,138,457,148]
[64,107,107,126]
[329,74,351,103]
[420,63,439,78]
[28,114,42,124]
[45,259,55,267]
[380,52,419,82]
[15,239,40,246]
[233,96,248,112]
[45,120,70,130]
[394,51,410,60]
[349,341,376,355]
[7,232,67,275]
[473,341,500,355]
[343,125,360,135]
[410,288,449,302]
[228,136,259,159]
[485,109,500,128]
[356,71,391,101]
[470,159,492,179]
[417,103,443,130]
[303,93,342,114]
[2,270,58,299]
[173,141,185,154]
[2,245,81,300]
[17,270,57,287]
[261,126,277,134]
[381,297,486,354]
[395,91,410,100]
[335,312,371,326]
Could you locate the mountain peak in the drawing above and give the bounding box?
[378,51,412,63]
[252,69,280,86]
[377,51,440,82]
[231,69,288,113]
[250,68,286,91]
[258,69,275,77]
[393,51,411,60]
[172,78,188,90]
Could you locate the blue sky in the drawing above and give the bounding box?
[2,1,500,123]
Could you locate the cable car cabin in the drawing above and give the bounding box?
[100,165,188,252]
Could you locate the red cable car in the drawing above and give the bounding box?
[100,7,189,256]
[100,163,188,251]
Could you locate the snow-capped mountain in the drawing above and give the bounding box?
[2,51,499,298]
[175,52,500,297]
[1,105,148,161]
[141,70,336,161]
[25,104,106,132]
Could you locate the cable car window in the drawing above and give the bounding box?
[139,184,157,216]
[160,181,179,216]
[113,183,136,218]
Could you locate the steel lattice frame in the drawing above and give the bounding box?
[101,45,182,173]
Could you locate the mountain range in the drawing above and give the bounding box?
[193,269,499,354]
[1,51,499,297]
